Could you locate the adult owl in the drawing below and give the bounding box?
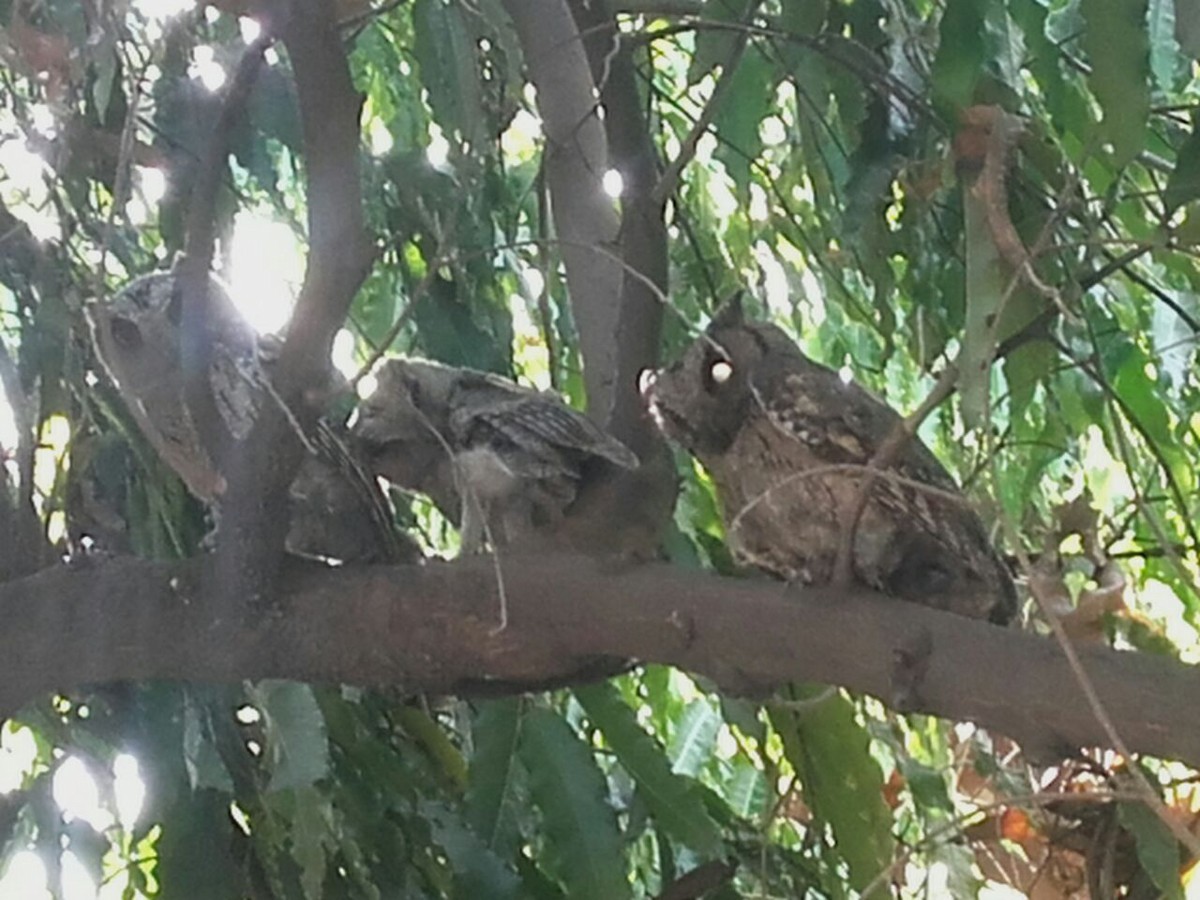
[642,296,1016,624]
[352,358,639,552]
[87,267,416,564]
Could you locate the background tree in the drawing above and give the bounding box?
[2,0,1200,896]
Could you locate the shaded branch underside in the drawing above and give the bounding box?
[2,553,1196,767]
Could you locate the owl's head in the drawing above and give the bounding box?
[87,272,187,392]
[642,293,782,457]
[353,358,460,450]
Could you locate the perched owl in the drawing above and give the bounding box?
[642,297,1016,624]
[353,358,639,552]
[87,267,417,564]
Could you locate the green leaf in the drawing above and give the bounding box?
[668,699,721,777]
[575,683,723,856]
[724,762,768,819]
[1081,0,1151,165]
[771,689,894,893]
[1118,801,1184,899]
[519,708,630,900]
[931,0,986,110]
[689,0,754,82]
[713,46,777,192]
[1165,120,1200,213]
[466,698,525,859]
[422,799,522,900]
[249,681,330,793]
[413,0,484,145]
[1147,0,1182,92]
[182,692,232,793]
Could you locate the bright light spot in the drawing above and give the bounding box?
[0,724,39,793]
[356,372,378,400]
[33,415,70,514]
[239,16,261,42]
[520,267,545,299]
[28,104,57,138]
[715,724,738,759]
[426,123,451,170]
[189,46,226,92]
[0,140,57,241]
[53,757,114,832]
[60,852,95,900]
[331,329,358,381]
[761,115,786,146]
[264,47,279,66]
[235,705,261,724]
[799,266,825,325]
[748,183,769,221]
[230,801,251,834]
[134,0,195,21]
[1082,425,1132,511]
[367,116,393,157]
[1140,580,1200,663]
[707,166,738,220]
[113,754,145,828]
[138,166,167,207]
[0,851,49,898]
[227,212,303,333]
[509,293,550,390]
[127,166,167,226]
[500,108,542,160]
[602,168,624,198]
[753,242,790,315]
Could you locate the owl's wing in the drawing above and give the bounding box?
[765,366,958,492]
[209,349,267,441]
[454,392,639,470]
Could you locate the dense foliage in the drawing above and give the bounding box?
[2,0,1200,896]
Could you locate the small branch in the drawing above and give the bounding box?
[830,363,960,585]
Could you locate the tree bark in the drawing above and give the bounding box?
[3,553,1197,769]
[502,0,624,418]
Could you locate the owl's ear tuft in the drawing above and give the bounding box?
[710,290,745,329]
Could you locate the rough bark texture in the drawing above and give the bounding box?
[502,0,624,419]
[3,553,1197,769]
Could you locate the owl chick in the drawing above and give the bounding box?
[642,297,1016,624]
[353,358,639,552]
[87,268,416,564]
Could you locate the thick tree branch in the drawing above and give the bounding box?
[503,0,624,418]
[2,554,1198,769]
[204,0,374,602]
[562,0,675,555]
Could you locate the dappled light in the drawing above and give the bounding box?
[2,0,1200,897]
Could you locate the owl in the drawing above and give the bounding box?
[352,358,639,552]
[642,296,1016,624]
[86,267,417,564]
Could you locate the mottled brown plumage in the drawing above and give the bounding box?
[353,358,639,552]
[643,297,1016,624]
[87,267,417,564]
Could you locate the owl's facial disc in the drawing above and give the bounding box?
[109,316,143,352]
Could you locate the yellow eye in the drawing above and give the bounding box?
[710,360,733,384]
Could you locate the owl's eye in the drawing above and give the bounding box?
[709,359,734,385]
[109,316,143,351]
